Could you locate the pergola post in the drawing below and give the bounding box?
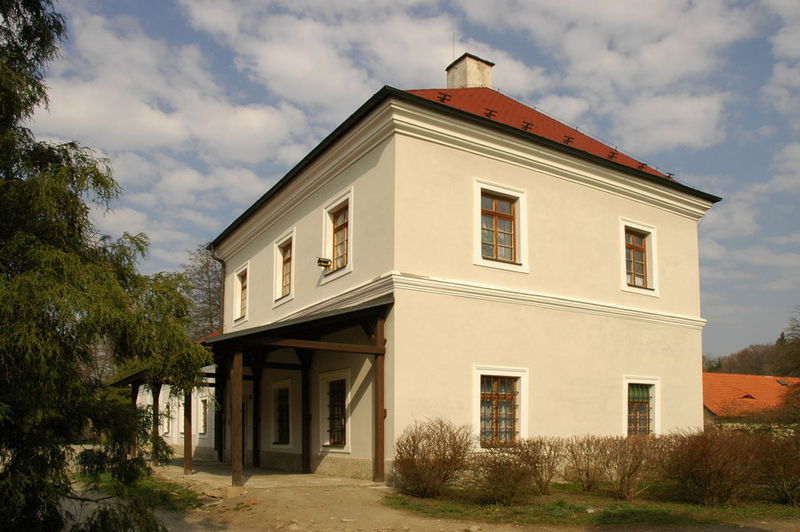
[150,382,162,466]
[298,349,313,474]
[214,358,227,462]
[130,383,140,458]
[231,351,244,486]
[373,316,386,482]
[183,391,192,475]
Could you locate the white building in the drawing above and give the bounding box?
[169,54,720,483]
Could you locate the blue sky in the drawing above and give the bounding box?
[29,0,800,358]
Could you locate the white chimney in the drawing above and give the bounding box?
[446,53,494,89]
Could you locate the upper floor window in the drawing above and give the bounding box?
[280,240,292,297]
[620,219,658,296]
[321,188,353,284]
[236,267,248,320]
[331,204,348,271]
[481,192,516,262]
[273,230,295,307]
[473,179,528,273]
[625,228,648,288]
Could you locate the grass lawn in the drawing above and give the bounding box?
[81,472,204,512]
[384,482,800,527]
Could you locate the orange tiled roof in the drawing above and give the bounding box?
[703,372,800,417]
[407,87,668,179]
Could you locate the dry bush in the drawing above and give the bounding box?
[564,435,609,491]
[606,435,660,500]
[758,433,800,505]
[662,430,762,506]
[468,446,535,505]
[392,418,472,498]
[514,437,565,495]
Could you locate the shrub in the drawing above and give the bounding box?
[758,433,800,505]
[468,446,535,505]
[392,418,472,498]
[514,437,565,495]
[564,435,609,491]
[606,435,659,500]
[662,430,761,506]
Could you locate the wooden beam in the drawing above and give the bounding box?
[298,349,314,474]
[260,338,384,355]
[231,352,243,486]
[252,364,263,467]
[151,383,162,467]
[183,391,192,475]
[214,360,227,462]
[373,316,386,482]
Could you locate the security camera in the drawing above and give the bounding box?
[317,257,332,268]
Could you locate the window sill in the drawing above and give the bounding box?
[482,257,523,266]
[320,264,352,285]
[272,293,294,309]
[621,284,660,297]
[473,257,529,274]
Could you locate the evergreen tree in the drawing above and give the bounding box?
[0,1,210,529]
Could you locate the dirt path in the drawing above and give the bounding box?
[154,462,800,532]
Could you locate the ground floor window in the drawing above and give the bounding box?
[627,383,654,435]
[327,379,346,447]
[480,375,519,446]
[274,387,290,445]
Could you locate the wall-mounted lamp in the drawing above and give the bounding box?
[317,257,332,268]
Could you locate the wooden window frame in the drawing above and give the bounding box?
[330,203,349,272]
[326,379,346,447]
[625,228,649,288]
[627,383,653,436]
[234,264,249,321]
[479,375,520,447]
[481,191,517,263]
[279,239,292,299]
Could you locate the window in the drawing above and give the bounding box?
[234,264,249,321]
[473,180,528,273]
[331,204,348,271]
[481,192,516,262]
[480,375,519,446]
[321,189,353,284]
[199,399,208,435]
[319,369,350,450]
[273,387,290,445]
[279,239,292,298]
[627,383,653,435]
[620,219,658,295]
[327,379,346,447]
[625,228,648,288]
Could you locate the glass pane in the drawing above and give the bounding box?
[499,233,512,246]
[499,247,512,260]
[481,195,493,210]
[481,229,494,243]
[481,243,494,258]
[496,199,512,214]
[498,218,512,232]
[481,215,493,229]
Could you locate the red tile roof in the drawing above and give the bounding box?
[407,87,668,179]
[703,372,800,417]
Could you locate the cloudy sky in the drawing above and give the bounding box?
[30,0,800,358]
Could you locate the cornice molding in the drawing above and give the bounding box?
[388,101,713,220]
[270,272,706,331]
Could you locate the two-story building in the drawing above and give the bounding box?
[199,53,719,485]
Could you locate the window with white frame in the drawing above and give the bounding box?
[319,369,350,451]
[473,365,528,447]
[623,376,660,435]
[620,219,658,296]
[199,398,208,436]
[273,230,295,304]
[473,180,528,273]
[321,189,353,283]
[234,263,249,321]
[272,380,291,446]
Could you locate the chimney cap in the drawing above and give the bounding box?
[445,52,495,72]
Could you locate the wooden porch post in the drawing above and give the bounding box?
[252,362,263,467]
[231,351,244,486]
[183,391,192,475]
[150,382,162,466]
[298,349,314,474]
[373,316,386,482]
[130,383,140,458]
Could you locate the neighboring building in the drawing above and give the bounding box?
[703,372,800,424]
[162,53,720,483]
